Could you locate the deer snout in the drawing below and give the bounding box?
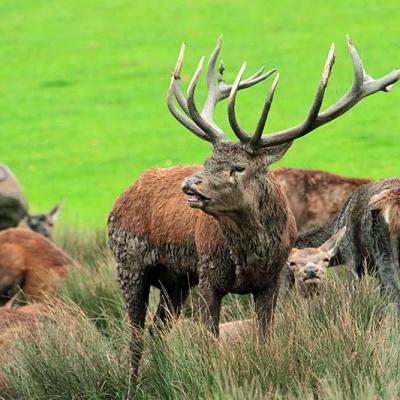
[182,175,202,192]
[303,265,318,279]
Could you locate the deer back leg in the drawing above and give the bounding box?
[369,215,400,310]
[154,286,189,329]
[117,259,151,386]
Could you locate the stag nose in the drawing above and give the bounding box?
[304,265,318,278]
[182,175,202,191]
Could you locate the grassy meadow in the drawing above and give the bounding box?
[1,1,400,399]
[1,231,400,399]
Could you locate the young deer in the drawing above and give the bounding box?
[284,228,346,297]
[0,228,74,305]
[108,36,400,380]
[292,179,400,306]
[0,164,62,239]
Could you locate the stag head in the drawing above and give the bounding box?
[168,36,399,215]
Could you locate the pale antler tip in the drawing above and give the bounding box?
[346,34,355,50]
[174,42,186,78]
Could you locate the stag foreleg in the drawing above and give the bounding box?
[253,279,279,340]
[198,278,223,337]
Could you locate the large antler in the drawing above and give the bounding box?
[167,36,276,144]
[229,35,400,150]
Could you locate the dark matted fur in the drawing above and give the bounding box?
[291,178,400,306]
[273,167,371,232]
[108,142,297,379]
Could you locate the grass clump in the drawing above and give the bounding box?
[1,229,400,399]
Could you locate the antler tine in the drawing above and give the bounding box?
[250,73,280,146]
[228,62,251,143]
[317,35,400,122]
[256,42,335,147]
[218,66,277,100]
[200,36,276,138]
[167,43,212,142]
[254,36,400,149]
[186,56,226,142]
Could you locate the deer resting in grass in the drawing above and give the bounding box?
[0,164,62,239]
[108,35,400,380]
[0,228,74,305]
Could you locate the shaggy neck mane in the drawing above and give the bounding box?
[217,173,287,269]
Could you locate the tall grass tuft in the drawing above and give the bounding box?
[1,228,400,399]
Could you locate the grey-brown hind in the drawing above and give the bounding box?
[293,178,400,307]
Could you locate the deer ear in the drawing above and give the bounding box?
[264,142,293,165]
[48,201,63,222]
[319,226,346,259]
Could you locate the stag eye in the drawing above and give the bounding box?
[233,166,245,173]
[323,258,329,263]
[289,261,296,267]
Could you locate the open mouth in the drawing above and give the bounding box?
[303,276,322,284]
[182,187,211,208]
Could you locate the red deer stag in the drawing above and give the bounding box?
[0,164,62,240]
[108,36,400,380]
[0,228,74,305]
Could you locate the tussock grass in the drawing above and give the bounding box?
[1,230,400,399]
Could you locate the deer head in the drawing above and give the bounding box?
[288,227,346,296]
[168,36,399,218]
[25,201,62,239]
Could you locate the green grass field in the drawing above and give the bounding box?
[1,0,399,226]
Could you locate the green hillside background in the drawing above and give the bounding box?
[1,0,399,227]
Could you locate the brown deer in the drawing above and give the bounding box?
[108,35,400,380]
[0,228,74,305]
[273,168,371,232]
[0,164,62,239]
[284,227,346,297]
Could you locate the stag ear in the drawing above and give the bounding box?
[264,142,293,165]
[48,201,63,223]
[319,226,346,259]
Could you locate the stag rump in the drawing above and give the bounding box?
[108,35,400,381]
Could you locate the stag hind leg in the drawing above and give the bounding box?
[116,251,152,388]
[153,286,189,329]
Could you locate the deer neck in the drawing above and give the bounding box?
[216,178,286,268]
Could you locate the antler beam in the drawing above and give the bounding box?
[167,36,276,144]
[252,35,400,148]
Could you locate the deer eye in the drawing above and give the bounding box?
[232,165,245,173]
[323,258,329,263]
[289,261,296,267]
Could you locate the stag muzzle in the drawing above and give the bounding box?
[182,175,210,209]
